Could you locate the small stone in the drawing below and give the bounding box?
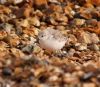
[2,67,12,76]
[56,26,65,31]
[48,75,58,82]
[33,45,42,53]
[11,48,25,58]
[75,43,87,51]
[50,4,62,12]
[68,49,75,56]
[89,44,99,51]
[15,4,32,18]
[68,34,77,44]
[22,45,33,54]
[14,67,23,75]
[23,4,32,18]
[73,18,85,26]
[52,12,68,22]
[13,0,23,4]
[49,0,60,4]
[0,5,11,14]
[20,19,29,27]
[75,5,80,9]
[28,17,40,27]
[7,34,20,47]
[86,19,97,27]
[33,28,39,36]
[70,10,76,16]
[6,59,12,66]
[29,37,36,44]
[63,73,78,84]
[33,67,45,77]
[0,0,7,4]
[16,26,23,35]
[36,84,49,87]
[6,84,11,87]
[0,42,9,57]
[64,6,73,18]
[77,31,92,44]
[0,31,7,40]
[3,23,13,34]
[23,28,36,37]
[81,72,94,81]
[90,33,99,44]
[80,8,93,19]
[77,30,99,44]
[77,71,84,77]
[34,0,48,7]
[91,0,100,6]
[83,83,96,87]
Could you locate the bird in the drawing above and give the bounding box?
[38,27,67,52]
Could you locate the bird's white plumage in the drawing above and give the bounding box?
[38,28,67,51]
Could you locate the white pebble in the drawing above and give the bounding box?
[0,0,7,4]
[13,0,23,4]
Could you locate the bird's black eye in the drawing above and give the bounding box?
[41,35,44,37]
[39,33,44,37]
[40,33,45,37]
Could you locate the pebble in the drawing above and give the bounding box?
[75,43,87,51]
[83,83,96,87]
[75,5,80,9]
[48,75,58,82]
[81,72,94,81]
[6,59,12,66]
[63,73,78,84]
[90,44,99,51]
[13,0,23,4]
[90,33,99,44]
[2,67,12,76]
[3,23,13,34]
[73,18,85,26]
[33,45,42,53]
[22,45,33,54]
[77,31,92,44]
[34,0,48,7]
[7,34,20,47]
[0,0,7,4]
[28,17,40,27]
[70,10,76,16]
[20,19,29,27]
[68,49,75,56]
[0,31,7,40]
